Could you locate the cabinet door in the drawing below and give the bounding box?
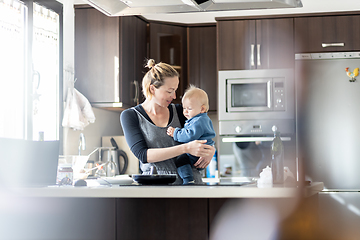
[75,8,120,103]
[188,26,217,111]
[116,198,208,240]
[256,18,294,69]
[134,18,147,104]
[218,20,256,70]
[149,23,187,104]
[295,15,360,53]
[120,16,147,107]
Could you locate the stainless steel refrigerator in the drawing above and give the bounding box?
[296,52,360,190]
[296,52,360,237]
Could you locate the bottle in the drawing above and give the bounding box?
[206,148,218,178]
[38,131,44,141]
[271,126,284,184]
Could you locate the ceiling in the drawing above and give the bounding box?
[74,0,360,24]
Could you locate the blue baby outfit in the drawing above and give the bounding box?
[172,113,216,184]
[173,113,215,146]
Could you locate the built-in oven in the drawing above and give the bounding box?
[217,69,297,179]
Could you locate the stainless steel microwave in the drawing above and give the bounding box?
[218,69,295,136]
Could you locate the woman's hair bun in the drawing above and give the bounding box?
[145,59,156,69]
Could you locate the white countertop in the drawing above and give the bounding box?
[9,181,324,199]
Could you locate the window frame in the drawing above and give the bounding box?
[23,0,64,153]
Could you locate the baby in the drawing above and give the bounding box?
[167,85,215,184]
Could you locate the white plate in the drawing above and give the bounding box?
[99,175,134,185]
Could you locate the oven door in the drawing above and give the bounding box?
[227,78,272,112]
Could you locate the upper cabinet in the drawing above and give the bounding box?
[148,22,187,104]
[217,18,294,70]
[188,25,217,111]
[75,7,147,109]
[295,15,360,53]
[119,16,147,107]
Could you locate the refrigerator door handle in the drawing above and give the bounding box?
[251,44,255,67]
[257,44,261,66]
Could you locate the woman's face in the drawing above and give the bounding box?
[151,76,179,107]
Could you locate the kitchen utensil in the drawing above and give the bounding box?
[101,136,139,175]
[110,137,128,175]
[132,174,177,185]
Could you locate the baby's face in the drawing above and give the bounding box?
[182,97,205,119]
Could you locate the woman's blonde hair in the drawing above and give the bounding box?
[142,59,179,99]
[182,85,209,112]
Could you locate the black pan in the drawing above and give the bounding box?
[132,174,177,185]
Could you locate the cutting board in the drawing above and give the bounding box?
[102,136,139,174]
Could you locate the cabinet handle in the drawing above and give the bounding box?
[257,44,261,66]
[133,80,139,105]
[222,137,291,143]
[322,43,345,48]
[251,44,255,67]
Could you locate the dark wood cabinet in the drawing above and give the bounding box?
[218,18,294,70]
[295,15,360,53]
[188,25,217,111]
[149,22,187,104]
[217,20,255,70]
[119,16,147,106]
[116,198,209,240]
[75,8,147,109]
[116,198,229,240]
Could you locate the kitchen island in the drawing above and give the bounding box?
[11,181,323,198]
[1,182,323,240]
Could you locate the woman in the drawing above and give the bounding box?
[120,59,215,184]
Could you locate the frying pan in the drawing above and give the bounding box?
[132,174,177,185]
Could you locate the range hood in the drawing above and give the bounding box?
[85,0,303,16]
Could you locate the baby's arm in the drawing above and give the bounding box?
[167,126,175,137]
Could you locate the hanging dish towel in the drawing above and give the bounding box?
[62,88,96,130]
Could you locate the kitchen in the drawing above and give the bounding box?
[1,0,360,239]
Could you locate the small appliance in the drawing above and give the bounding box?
[218,68,295,135]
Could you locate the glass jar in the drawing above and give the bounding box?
[57,165,73,185]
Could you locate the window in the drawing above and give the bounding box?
[0,0,63,142]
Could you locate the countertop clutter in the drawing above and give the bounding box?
[10,176,323,199]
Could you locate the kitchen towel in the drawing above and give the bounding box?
[62,88,96,130]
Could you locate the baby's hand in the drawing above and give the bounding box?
[167,126,175,137]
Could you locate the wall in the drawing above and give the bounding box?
[61,0,123,160]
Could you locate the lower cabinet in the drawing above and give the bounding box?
[1,197,116,240]
[2,197,228,240]
[116,198,229,240]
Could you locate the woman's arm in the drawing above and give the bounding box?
[146,140,214,163]
[120,108,149,162]
[120,107,213,163]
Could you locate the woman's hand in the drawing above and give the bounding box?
[185,140,211,157]
[185,140,215,168]
[193,145,215,168]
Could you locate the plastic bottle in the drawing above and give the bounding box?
[271,126,284,184]
[206,148,218,178]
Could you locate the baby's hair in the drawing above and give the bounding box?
[142,59,179,99]
[182,85,209,112]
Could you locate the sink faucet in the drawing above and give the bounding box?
[79,133,86,155]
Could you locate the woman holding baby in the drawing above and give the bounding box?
[120,59,215,184]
